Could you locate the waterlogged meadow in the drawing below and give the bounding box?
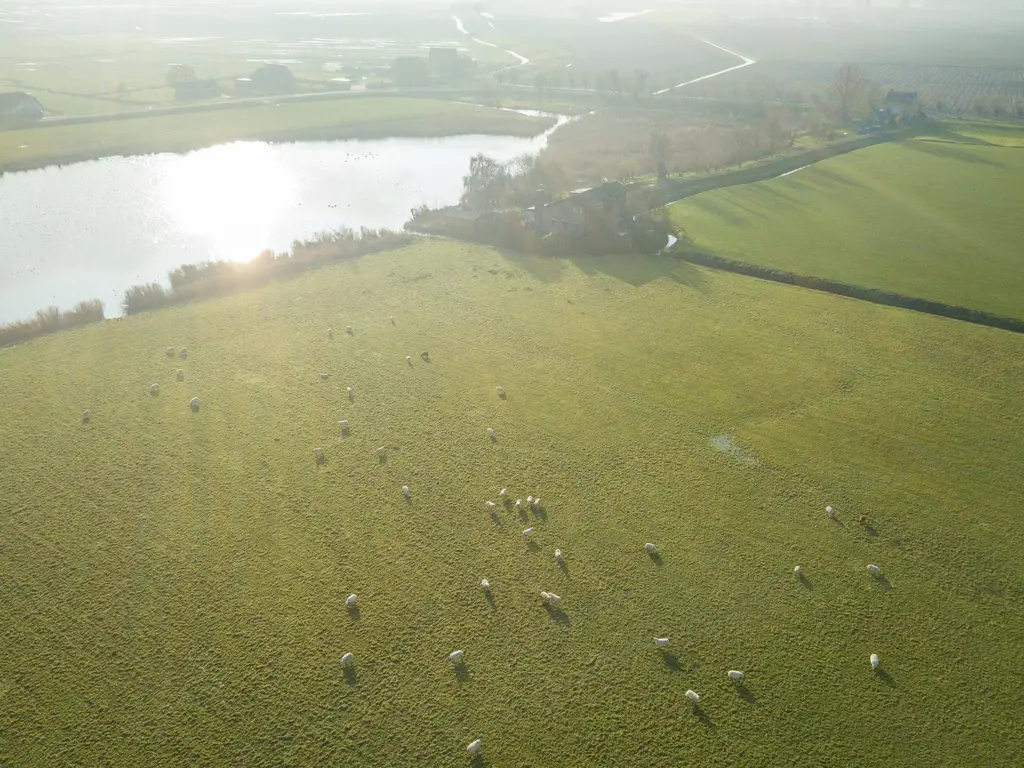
[0,241,1021,766]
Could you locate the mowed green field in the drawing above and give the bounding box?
[669,128,1024,320]
[0,242,1021,766]
[0,99,549,172]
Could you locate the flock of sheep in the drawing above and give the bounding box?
[81,325,891,762]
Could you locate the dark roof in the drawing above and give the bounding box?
[885,90,919,104]
[0,91,41,109]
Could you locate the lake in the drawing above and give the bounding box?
[0,116,565,324]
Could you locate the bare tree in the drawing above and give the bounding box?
[832,62,872,122]
[606,68,621,97]
[632,69,649,100]
[648,132,670,183]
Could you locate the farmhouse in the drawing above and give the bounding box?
[0,91,44,127]
[524,182,630,235]
[883,90,920,118]
[250,64,296,94]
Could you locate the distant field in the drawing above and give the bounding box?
[0,98,551,172]
[0,241,1021,766]
[670,125,1024,319]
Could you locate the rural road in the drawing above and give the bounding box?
[653,38,757,95]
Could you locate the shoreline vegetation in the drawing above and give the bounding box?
[0,98,555,175]
[0,229,412,349]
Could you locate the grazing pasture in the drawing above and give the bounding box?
[670,126,1024,320]
[0,241,1020,766]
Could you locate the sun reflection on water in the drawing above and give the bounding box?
[159,142,299,262]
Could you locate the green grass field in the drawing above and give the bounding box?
[669,126,1024,320]
[0,98,551,172]
[0,241,1021,766]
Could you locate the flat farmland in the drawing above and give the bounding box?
[670,128,1024,320]
[0,240,1021,766]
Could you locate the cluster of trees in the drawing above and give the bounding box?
[459,152,570,212]
[0,300,104,349]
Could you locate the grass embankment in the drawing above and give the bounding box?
[0,98,553,173]
[1,242,1021,767]
[669,124,1024,320]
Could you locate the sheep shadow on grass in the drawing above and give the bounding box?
[470,754,488,768]
[692,704,716,730]
[343,666,357,687]
[346,605,361,621]
[489,511,504,529]
[454,661,470,684]
[484,591,496,610]
[378,453,388,465]
[543,604,571,626]
[525,540,541,553]
[876,669,896,688]
[557,559,570,578]
[661,652,681,672]
[736,684,757,704]
[873,575,894,592]
[533,505,548,522]
[798,573,813,591]
[648,551,664,567]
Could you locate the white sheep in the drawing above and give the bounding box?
[314,447,325,462]
[480,579,490,590]
[727,670,745,682]
[402,485,411,498]
[532,498,541,509]
[165,346,175,357]
[176,369,185,381]
[346,594,358,608]
[521,527,535,538]
[870,653,880,670]
[794,565,803,577]
[347,386,353,399]
[340,652,354,667]
[406,356,412,363]
[466,739,482,756]
[485,501,496,509]
[499,488,508,498]
[338,420,349,431]
[866,564,882,576]
[346,326,353,335]
[389,315,395,325]
[190,397,200,411]
[645,543,658,554]
[448,650,465,663]
[654,637,670,648]
[826,505,835,518]
[375,446,387,456]
[541,592,562,606]
[496,386,505,397]
[486,428,495,438]
[327,328,333,339]
[82,409,92,422]
[527,496,534,505]
[151,383,159,395]
[554,548,564,562]
[179,348,188,359]
[320,373,329,380]
[685,690,701,704]
[515,499,523,511]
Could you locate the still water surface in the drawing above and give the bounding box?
[0,119,562,324]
